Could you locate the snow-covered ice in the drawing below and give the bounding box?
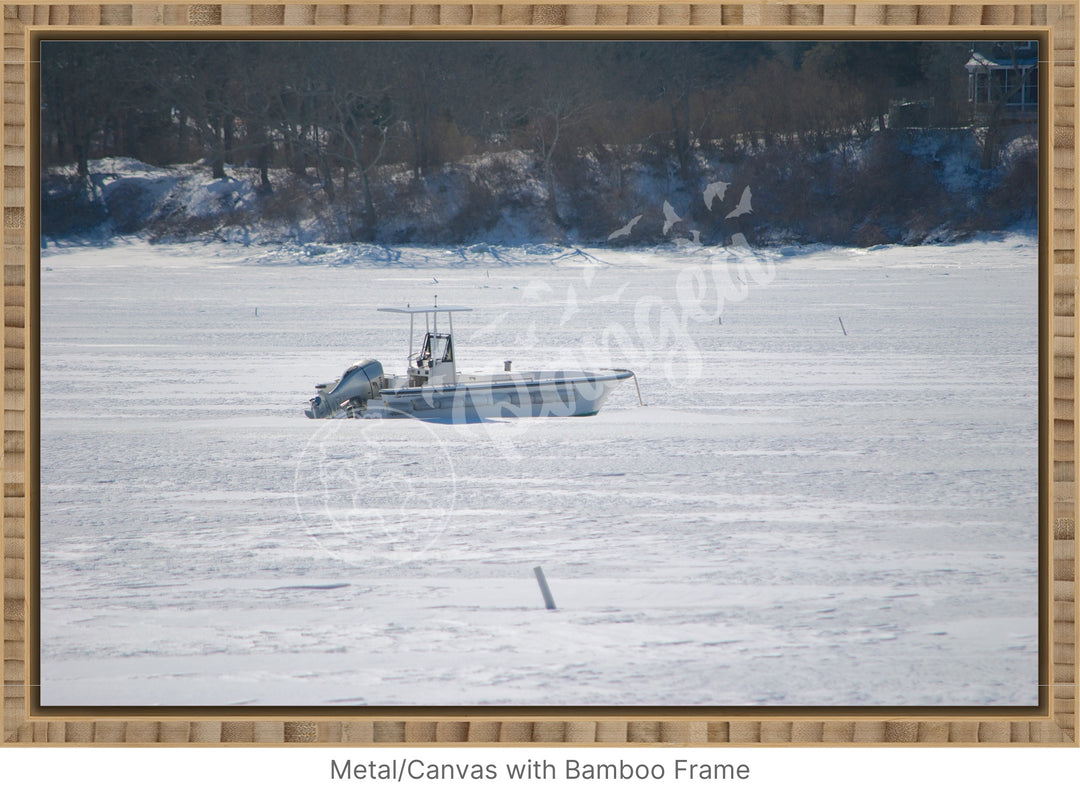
[38,234,1039,706]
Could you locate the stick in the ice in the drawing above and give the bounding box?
[838,316,847,335]
[534,566,557,610]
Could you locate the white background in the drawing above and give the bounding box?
[1,746,1077,801]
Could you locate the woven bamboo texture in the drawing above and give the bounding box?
[2,1,1077,746]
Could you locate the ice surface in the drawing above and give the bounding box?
[38,235,1039,706]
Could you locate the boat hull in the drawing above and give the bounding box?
[367,369,633,421]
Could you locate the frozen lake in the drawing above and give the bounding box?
[38,235,1039,706]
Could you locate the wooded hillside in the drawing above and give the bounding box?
[40,40,1038,246]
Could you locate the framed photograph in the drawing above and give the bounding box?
[2,2,1075,747]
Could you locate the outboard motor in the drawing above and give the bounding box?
[306,359,384,418]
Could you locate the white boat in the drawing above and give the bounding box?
[305,303,636,421]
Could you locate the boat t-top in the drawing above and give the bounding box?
[305,302,635,421]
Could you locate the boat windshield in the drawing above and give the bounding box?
[418,333,453,366]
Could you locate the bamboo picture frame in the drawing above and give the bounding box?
[2,1,1076,746]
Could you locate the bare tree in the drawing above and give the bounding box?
[40,42,121,177]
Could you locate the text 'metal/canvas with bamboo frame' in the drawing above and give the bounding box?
[2,2,1077,746]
